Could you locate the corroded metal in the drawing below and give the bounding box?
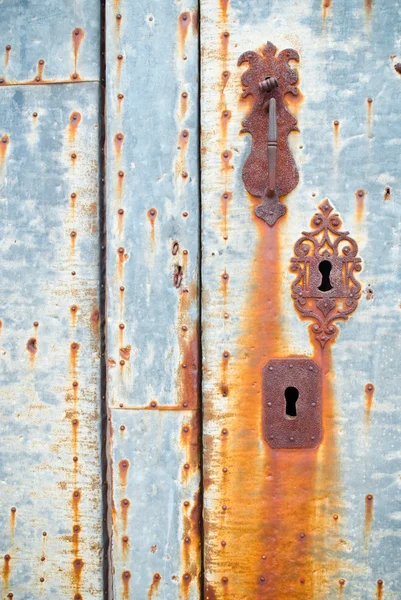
[262,358,322,449]
[238,41,300,225]
[105,0,201,597]
[291,200,362,347]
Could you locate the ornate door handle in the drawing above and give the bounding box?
[267,97,277,197]
[238,42,300,226]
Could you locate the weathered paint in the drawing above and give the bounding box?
[201,0,401,598]
[0,84,103,597]
[105,0,201,596]
[0,0,100,84]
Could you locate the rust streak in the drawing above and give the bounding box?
[377,580,383,599]
[72,28,85,77]
[178,13,191,55]
[355,189,365,224]
[219,0,230,19]
[365,383,375,424]
[0,135,9,164]
[68,111,82,142]
[122,570,131,599]
[2,555,10,589]
[365,494,374,543]
[322,0,331,19]
[148,573,161,598]
[9,508,16,537]
[118,459,130,489]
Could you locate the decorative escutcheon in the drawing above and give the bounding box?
[262,358,322,449]
[290,200,362,347]
[238,42,300,226]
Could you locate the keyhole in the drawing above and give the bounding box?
[318,260,333,292]
[285,386,299,418]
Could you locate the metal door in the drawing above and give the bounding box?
[2,0,401,599]
[201,0,401,598]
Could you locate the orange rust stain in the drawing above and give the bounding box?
[72,28,85,75]
[0,135,9,163]
[73,557,84,591]
[205,583,218,600]
[284,86,304,119]
[120,345,131,361]
[221,149,233,173]
[219,0,230,19]
[10,508,16,536]
[147,208,157,242]
[70,342,80,378]
[148,573,161,598]
[365,383,375,423]
[377,580,383,599]
[205,206,342,598]
[365,494,374,542]
[2,555,10,588]
[70,192,77,217]
[70,305,78,328]
[122,535,130,559]
[117,246,129,281]
[72,524,80,555]
[118,459,130,488]
[121,498,130,531]
[221,70,230,92]
[68,112,82,142]
[333,120,340,146]
[180,92,189,119]
[181,573,192,600]
[220,31,230,62]
[192,9,199,33]
[71,418,79,456]
[114,132,124,159]
[355,189,365,223]
[365,0,373,15]
[220,110,231,144]
[122,570,131,599]
[26,337,38,367]
[118,208,125,236]
[90,307,100,335]
[72,489,81,524]
[4,46,11,68]
[117,170,125,200]
[178,13,191,54]
[179,322,199,409]
[322,0,331,18]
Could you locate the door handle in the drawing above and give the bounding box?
[267,97,277,197]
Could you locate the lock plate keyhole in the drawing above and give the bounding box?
[285,386,299,418]
[318,260,333,292]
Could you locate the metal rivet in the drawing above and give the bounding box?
[290,436,294,441]
[182,211,188,217]
[118,170,124,177]
[183,463,190,470]
[120,425,125,431]
[222,467,227,473]
[182,92,188,98]
[184,537,190,543]
[73,456,78,462]
[116,13,122,19]
[333,514,338,520]
[377,579,383,586]
[71,153,77,159]
[366,494,373,501]
[118,208,124,215]
[184,501,190,507]
[182,171,188,178]
[120,285,125,291]
[339,579,345,586]
[221,540,226,546]
[222,577,228,583]
[222,505,227,510]
[299,533,305,539]
[334,120,339,126]
[182,402,188,407]
[222,428,228,435]
[117,54,123,60]
[267,402,272,407]
[118,93,124,99]
[119,323,125,329]
[118,247,124,254]
[260,576,266,583]
[120,360,125,365]
[33,112,38,117]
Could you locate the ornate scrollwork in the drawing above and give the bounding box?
[290,200,362,347]
[238,42,300,226]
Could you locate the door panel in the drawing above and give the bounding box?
[201,0,401,598]
[105,0,201,596]
[0,0,101,84]
[0,83,103,598]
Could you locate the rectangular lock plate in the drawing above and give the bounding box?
[262,358,322,449]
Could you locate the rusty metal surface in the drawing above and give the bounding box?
[0,84,103,598]
[238,42,300,225]
[110,410,201,599]
[0,0,100,84]
[291,200,362,347]
[262,358,322,449]
[105,0,201,596]
[105,0,200,410]
[201,0,401,598]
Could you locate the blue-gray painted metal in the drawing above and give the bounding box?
[0,0,101,83]
[201,0,401,597]
[0,83,103,598]
[111,409,201,599]
[105,0,201,596]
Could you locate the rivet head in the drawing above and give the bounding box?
[118,93,124,99]
[184,501,190,507]
[377,579,383,586]
[221,540,226,546]
[116,13,122,19]
[222,577,228,583]
[183,463,190,470]
[120,425,125,431]
[339,578,346,586]
[366,494,373,501]
[119,323,125,329]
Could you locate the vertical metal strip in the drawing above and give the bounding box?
[105,0,201,597]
